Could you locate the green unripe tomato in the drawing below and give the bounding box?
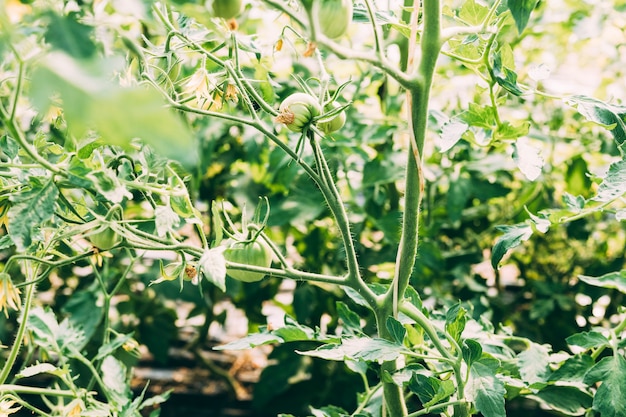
[224,239,273,282]
[211,0,243,19]
[155,54,181,84]
[275,93,322,132]
[88,207,123,250]
[89,226,121,251]
[316,0,353,39]
[317,103,346,134]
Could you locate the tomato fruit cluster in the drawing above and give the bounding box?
[275,93,322,132]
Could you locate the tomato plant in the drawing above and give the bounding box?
[1,1,626,417]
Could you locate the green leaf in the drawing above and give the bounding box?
[299,337,404,363]
[491,51,524,96]
[0,134,19,159]
[579,271,626,294]
[17,363,62,378]
[408,374,455,408]
[445,303,467,342]
[583,355,626,417]
[386,316,407,345]
[272,323,315,342]
[95,333,137,361]
[459,103,497,129]
[468,361,506,417]
[62,287,105,342]
[512,135,542,177]
[199,248,227,292]
[567,95,626,144]
[155,205,181,237]
[30,52,195,165]
[447,174,472,223]
[592,158,626,202]
[528,385,593,416]
[102,355,130,407]
[507,0,540,33]
[214,333,283,350]
[439,118,469,152]
[463,339,483,367]
[459,0,489,25]
[566,331,610,350]
[549,354,595,384]
[340,337,404,362]
[495,120,530,140]
[8,179,58,251]
[336,301,363,334]
[517,343,551,385]
[43,11,97,59]
[362,155,406,186]
[491,223,534,268]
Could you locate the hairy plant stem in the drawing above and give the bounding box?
[380,0,443,415]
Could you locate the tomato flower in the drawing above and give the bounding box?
[0,398,21,416]
[0,273,20,318]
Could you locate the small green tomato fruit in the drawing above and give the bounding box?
[275,93,322,132]
[88,209,123,250]
[316,0,353,39]
[224,239,272,282]
[317,103,346,134]
[211,0,243,19]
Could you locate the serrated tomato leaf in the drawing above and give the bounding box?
[583,355,626,417]
[517,343,551,385]
[591,158,626,202]
[567,95,626,144]
[468,361,506,417]
[8,179,58,251]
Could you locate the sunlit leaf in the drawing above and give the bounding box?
[468,360,506,417]
[299,337,404,363]
[17,363,61,378]
[567,95,626,144]
[199,247,227,291]
[592,158,626,202]
[579,271,626,295]
[102,355,130,407]
[438,118,469,152]
[566,331,610,350]
[459,0,489,25]
[214,333,283,350]
[517,343,551,385]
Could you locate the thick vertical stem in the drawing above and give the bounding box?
[381,0,442,415]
